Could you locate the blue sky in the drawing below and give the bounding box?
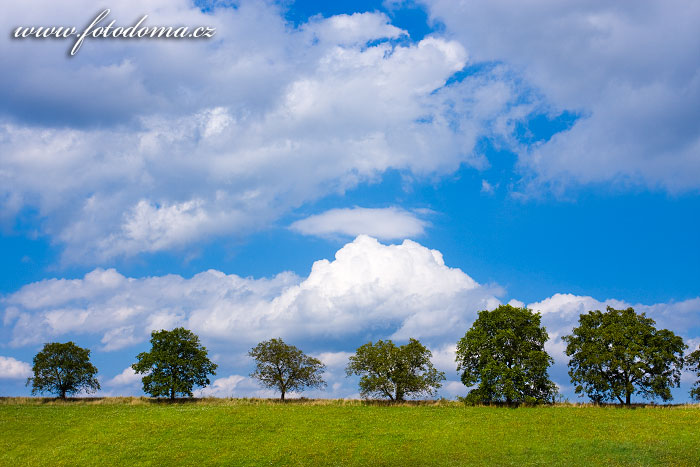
[1,0,699,402]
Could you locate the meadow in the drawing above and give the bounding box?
[1,398,699,466]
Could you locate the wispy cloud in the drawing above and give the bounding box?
[290,207,429,240]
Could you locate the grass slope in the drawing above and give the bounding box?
[1,398,699,466]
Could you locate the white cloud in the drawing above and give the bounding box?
[290,207,428,240]
[424,0,700,193]
[529,293,626,321]
[103,199,213,256]
[101,326,140,352]
[314,351,354,369]
[305,12,406,45]
[272,235,501,341]
[2,236,501,349]
[480,180,495,195]
[194,375,248,398]
[0,356,32,379]
[106,366,141,387]
[429,344,457,375]
[686,337,700,354]
[441,380,466,398]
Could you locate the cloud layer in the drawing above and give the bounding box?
[1,1,521,262]
[2,236,500,351]
[3,1,695,262]
[424,0,700,193]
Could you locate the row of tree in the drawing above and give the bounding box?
[458,305,693,406]
[25,305,700,405]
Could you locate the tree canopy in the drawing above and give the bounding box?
[248,338,326,400]
[132,327,217,400]
[345,338,445,401]
[563,306,686,405]
[455,304,556,404]
[684,347,700,401]
[27,342,100,399]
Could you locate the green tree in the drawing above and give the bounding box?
[456,304,556,404]
[132,327,217,400]
[563,306,686,405]
[346,338,445,401]
[248,338,326,400]
[684,347,700,401]
[27,342,100,399]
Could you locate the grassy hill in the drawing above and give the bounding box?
[2,398,699,465]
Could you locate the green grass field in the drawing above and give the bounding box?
[1,398,699,466]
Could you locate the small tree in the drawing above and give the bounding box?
[132,327,217,400]
[249,338,326,400]
[684,347,700,401]
[456,304,557,404]
[27,342,100,399]
[346,338,445,401]
[563,306,686,405]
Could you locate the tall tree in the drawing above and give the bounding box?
[346,338,445,401]
[248,338,326,400]
[132,327,217,400]
[563,306,686,405]
[684,347,700,401]
[27,342,100,399]
[456,304,556,404]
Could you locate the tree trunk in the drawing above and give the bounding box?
[280,389,285,401]
[625,391,631,406]
[170,387,175,401]
[60,388,66,399]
